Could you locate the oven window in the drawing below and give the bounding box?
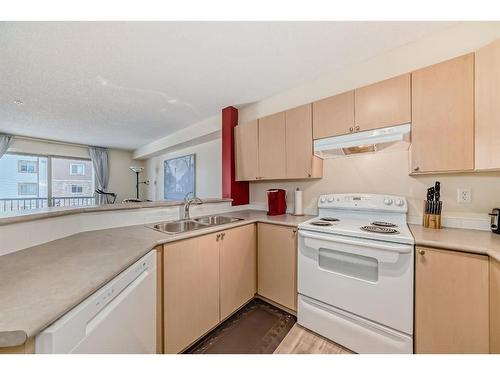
[318,248,379,282]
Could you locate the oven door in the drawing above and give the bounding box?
[298,230,413,334]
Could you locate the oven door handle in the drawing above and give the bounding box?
[299,230,412,254]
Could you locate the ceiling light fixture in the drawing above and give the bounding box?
[13,99,24,105]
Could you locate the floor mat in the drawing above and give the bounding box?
[184,298,297,354]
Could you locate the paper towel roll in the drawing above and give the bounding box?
[294,188,304,216]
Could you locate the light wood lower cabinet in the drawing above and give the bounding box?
[220,224,257,320]
[164,234,220,354]
[415,246,489,353]
[0,338,34,354]
[490,258,500,353]
[257,223,297,311]
[163,224,257,353]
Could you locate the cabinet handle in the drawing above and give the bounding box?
[419,249,425,255]
[216,234,221,241]
[355,125,360,131]
[349,127,354,132]
[292,229,297,234]
[221,232,226,240]
[413,166,420,172]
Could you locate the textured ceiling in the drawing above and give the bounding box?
[0,21,457,150]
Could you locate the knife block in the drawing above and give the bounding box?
[422,201,442,229]
[423,214,441,229]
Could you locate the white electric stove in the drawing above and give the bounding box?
[297,193,415,354]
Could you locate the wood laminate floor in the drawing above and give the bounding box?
[274,324,353,354]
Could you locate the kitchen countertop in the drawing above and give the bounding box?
[0,210,312,348]
[0,198,233,226]
[410,224,500,262]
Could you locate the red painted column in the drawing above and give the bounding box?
[221,106,249,205]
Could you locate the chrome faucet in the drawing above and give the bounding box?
[183,194,203,220]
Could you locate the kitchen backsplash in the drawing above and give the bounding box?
[249,149,500,229]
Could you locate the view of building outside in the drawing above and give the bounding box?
[51,157,95,198]
[0,153,95,212]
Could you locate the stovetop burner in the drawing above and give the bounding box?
[310,221,333,227]
[371,221,397,228]
[361,225,400,234]
[319,217,340,222]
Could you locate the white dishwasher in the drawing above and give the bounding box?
[35,250,157,354]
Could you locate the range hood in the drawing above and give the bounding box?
[313,123,411,158]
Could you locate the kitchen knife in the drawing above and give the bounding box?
[427,187,435,201]
[434,181,441,201]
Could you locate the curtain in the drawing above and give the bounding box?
[0,134,12,159]
[88,146,110,204]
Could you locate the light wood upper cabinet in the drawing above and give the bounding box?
[415,247,489,354]
[490,258,500,353]
[220,224,257,320]
[410,54,475,173]
[475,39,500,170]
[354,74,411,131]
[285,104,322,179]
[312,91,355,139]
[163,235,220,353]
[234,120,259,181]
[257,223,297,311]
[258,112,287,179]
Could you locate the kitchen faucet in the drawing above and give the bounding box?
[183,194,203,220]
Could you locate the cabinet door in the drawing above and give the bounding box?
[163,235,220,353]
[258,112,287,179]
[415,247,489,353]
[234,120,259,181]
[411,54,474,173]
[475,39,500,170]
[312,91,355,139]
[355,74,411,131]
[491,258,500,353]
[257,223,297,311]
[220,224,257,320]
[285,104,316,179]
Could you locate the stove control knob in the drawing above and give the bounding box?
[395,199,404,207]
[327,196,334,202]
[320,197,326,203]
[384,198,393,205]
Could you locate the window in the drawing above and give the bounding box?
[70,163,85,176]
[18,160,37,173]
[0,153,95,212]
[71,185,83,194]
[18,183,38,195]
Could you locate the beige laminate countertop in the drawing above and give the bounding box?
[0,210,312,348]
[0,198,232,226]
[410,224,500,262]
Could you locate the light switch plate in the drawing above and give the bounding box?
[457,188,472,203]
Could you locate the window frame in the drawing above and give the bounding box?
[17,159,38,173]
[18,182,38,196]
[71,184,84,194]
[4,152,95,206]
[69,163,85,176]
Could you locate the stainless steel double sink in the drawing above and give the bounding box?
[148,215,243,235]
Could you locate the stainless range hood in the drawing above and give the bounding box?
[313,123,411,158]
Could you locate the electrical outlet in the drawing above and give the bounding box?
[457,188,472,203]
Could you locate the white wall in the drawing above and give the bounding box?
[145,138,222,201]
[6,137,145,202]
[238,22,500,226]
